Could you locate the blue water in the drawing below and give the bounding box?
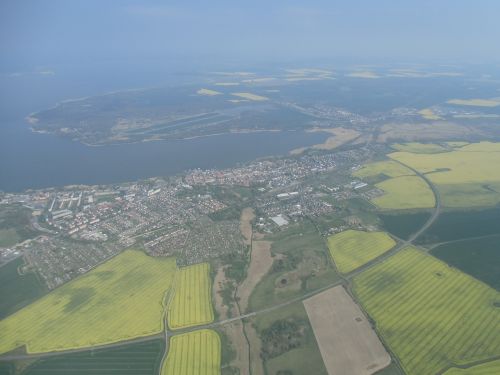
[0,63,326,192]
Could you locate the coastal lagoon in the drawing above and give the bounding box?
[0,125,327,191]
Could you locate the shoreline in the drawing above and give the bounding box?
[29,127,298,147]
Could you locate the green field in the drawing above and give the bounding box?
[0,257,47,319]
[167,263,214,330]
[18,339,165,375]
[390,142,500,207]
[0,250,177,354]
[417,207,500,244]
[379,211,431,240]
[443,359,500,374]
[0,363,14,375]
[162,330,221,375]
[353,247,500,375]
[327,230,396,273]
[431,235,500,290]
[372,175,435,209]
[353,160,414,179]
[392,142,448,154]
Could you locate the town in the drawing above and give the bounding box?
[0,146,382,290]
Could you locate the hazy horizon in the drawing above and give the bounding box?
[2,0,500,74]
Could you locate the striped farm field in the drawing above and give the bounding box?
[353,247,500,375]
[443,359,500,375]
[389,142,500,207]
[327,230,396,274]
[372,175,435,209]
[167,263,214,330]
[162,329,221,375]
[0,250,177,354]
[353,160,415,179]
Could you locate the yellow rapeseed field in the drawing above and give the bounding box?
[353,247,500,375]
[0,250,177,354]
[390,142,500,207]
[231,92,268,101]
[167,263,214,330]
[447,98,500,107]
[353,160,414,179]
[162,329,221,375]
[197,88,222,96]
[418,108,442,120]
[327,230,396,273]
[444,359,500,375]
[373,175,435,209]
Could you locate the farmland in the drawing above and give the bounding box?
[372,175,435,209]
[353,247,500,375]
[379,211,431,240]
[389,142,500,207]
[431,235,500,290]
[252,301,328,375]
[20,340,165,375]
[392,142,447,153]
[327,230,396,274]
[304,286,391,375]
[417,207,500,244]
[418,108,442,120]
[197,88,222,96]
[162,330,221,375]
[353,158,435,210]
[353,160,414,179]
[443,359,500,374]
[447,98,500,107]
[0,250,177,354]
[167,263,214,330]
[231,92,268,101]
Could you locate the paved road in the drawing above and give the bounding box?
[346,162,441,279]
[424,233,500,251]
[0,160,442,364]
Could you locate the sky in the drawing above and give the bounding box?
[1,0,500,72]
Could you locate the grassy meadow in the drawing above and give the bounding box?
[248,221,338,312]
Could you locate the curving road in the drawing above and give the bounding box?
[0,160,442,367]
[346,160,442,279]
